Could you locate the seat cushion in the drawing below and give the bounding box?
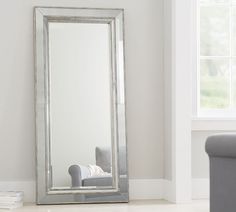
[82,176,112,187]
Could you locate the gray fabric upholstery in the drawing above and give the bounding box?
[95,146,127,175]
[206,134,236,212]
[69,146,127,188]
[68,165,82,187]
[95,147,111,173]
[206,134,236,158]
[68,165,91,187]
[82,176,112,187]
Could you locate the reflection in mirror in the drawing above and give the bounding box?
[48,22,113,189]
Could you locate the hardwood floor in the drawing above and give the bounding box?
[3,200,209,212]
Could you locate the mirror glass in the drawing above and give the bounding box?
[48,22,113,188]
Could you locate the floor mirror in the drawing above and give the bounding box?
[34,7,128,204]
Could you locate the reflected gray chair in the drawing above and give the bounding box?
[206,134,236,212]
[68,146,127,188]
[68,147,112,188]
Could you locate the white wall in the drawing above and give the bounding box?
[164,0,173,181]
[0,0,164,184]
[191,131,210,179]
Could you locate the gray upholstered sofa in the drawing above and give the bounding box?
[68,146,127,188]
[206,134,236,212]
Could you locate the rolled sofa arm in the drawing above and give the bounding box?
[68,165,82,187]
[206,134,236,158]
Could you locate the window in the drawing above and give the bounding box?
[198,0,236,117]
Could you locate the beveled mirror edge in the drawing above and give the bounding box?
[34,7,129,204]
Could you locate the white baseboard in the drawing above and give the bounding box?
[0,179,166,203]
[163,180,175,202]
[0,178,209,203]
[192,178,209,199]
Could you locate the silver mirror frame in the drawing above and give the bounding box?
[34,7,128,204]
